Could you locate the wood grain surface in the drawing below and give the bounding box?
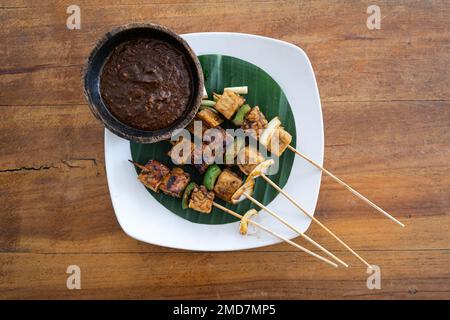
[0,0,449,299]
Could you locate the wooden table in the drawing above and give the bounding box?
[1,0,449,299]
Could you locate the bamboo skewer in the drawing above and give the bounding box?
[286,145,405,227]
[242,192,348,268]
[212,202,338,268]
[129,160,337,268]
[260,173,371,268]
[129,160,148,171]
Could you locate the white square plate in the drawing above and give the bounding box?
[104,32,323,251]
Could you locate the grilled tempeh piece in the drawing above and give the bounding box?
[242,106,268,139]
[188,185,215,214]
[236,146,265,175]
[213,168,243,202]
[137,160,170,192]
[214,90,245,119]
[159,167,191,198]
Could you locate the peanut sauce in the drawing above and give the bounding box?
[100,38,193,131]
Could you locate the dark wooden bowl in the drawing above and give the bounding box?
[83,23,204,143]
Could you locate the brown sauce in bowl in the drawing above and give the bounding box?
[100,38,193,131]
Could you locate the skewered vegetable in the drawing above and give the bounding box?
[232,104,251,126]
[203,164,222,191]
[182,181,198,209]
[136,160,170,192]
[224,86,248,95]
[159,167,191,198]
[213,90,245,119]
[213,168,243,202]
[188,185,215,214]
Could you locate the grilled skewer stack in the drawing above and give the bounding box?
[130,159,339,268]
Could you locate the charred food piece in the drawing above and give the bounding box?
[168,139,195,165]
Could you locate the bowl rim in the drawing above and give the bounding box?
[82,23,204,143]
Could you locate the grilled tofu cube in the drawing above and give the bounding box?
[197,107,224,127]
[267,127,292,157]
[137,160,170,192]
[237,146,265,175]
[186,118,210,138]
[242,106,268,139]
[214,90,245,119]
[189,185,215,214]
[159,167,190,198]
[213,168,243,202]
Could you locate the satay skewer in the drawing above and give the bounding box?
[212,202,338,268]
[239,157,370,267]
[130,159,338,268]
